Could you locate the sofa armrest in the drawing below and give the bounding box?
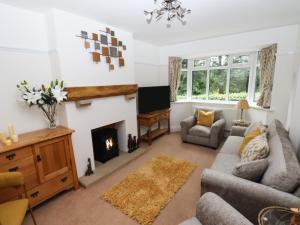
[201,169,300,224]
[230,126,247,137]
[196,192,253,225]
[209,118,225,148]
[180,116,196,140]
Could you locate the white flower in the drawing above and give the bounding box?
[52,85,67,103]
[23,91,42,105]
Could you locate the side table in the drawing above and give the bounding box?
[258,206,300,225]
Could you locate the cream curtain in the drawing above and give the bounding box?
[169,57,182,102]
[257,44,277,108]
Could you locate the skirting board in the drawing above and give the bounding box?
[79,148,147,188]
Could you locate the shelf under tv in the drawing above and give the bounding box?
[137,109,170,145]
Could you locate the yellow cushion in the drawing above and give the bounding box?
[239,128,261,156]
[0,172,24,189]
[0,199,28,225]
[197,110,215,127]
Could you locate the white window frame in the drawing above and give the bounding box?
[179,51,259,104]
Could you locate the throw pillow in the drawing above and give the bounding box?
[232,158,269,182]
[241,133,270,163]
[244,122,266,136]
[239,128,261,156]
[197,110,214,127]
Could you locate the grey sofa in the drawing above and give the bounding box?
[201,119,300,224]
[179,192,253,225]
[180,107,225,148]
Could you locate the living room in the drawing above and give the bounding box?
[0,1,300,225]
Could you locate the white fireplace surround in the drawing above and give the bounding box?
[60,96,137,177]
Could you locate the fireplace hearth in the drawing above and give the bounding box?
[91,127,119,163]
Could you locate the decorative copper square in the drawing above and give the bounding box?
[92,52,101,63]
[106,27,111,34]
[122,45,127,50]
[106,57,111,64]
[84,41,90,49]
[118,51,122,57]
[92,33,98,41]
[119,58,125,67]
[111,37,118,46]
[102,47,109,56]
[109,64,114,71]
[111,30,115,36]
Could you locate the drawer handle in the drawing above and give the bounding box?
[30,191,39,198]
[61,177,68,183]
[36,155,42,162]
[8,166,19,172]
[6,153,16,160]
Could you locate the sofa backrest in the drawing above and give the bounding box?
[260,119,300,193]
[193,107,224,122]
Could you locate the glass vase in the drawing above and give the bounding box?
[41,104,57,129]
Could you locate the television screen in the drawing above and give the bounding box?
[138,86,170,114]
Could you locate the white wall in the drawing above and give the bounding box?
[0,3,52,134]
[47,9,137,177]
[157,25,300,130]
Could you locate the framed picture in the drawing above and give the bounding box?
[119,58,125,67]
[94,42,100,50]
[100,35,108,45]
[92,52,101,63]
[111,30,115,37]
[81,31,88,38]
[92,33,98,41]
[84,41,90,49]
[102,47,109,56]
[111,37,118,46]
[118,41,123,46]
[110,47,118,57]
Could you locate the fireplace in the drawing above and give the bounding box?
[91,127,119,163]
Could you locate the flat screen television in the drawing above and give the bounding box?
[138,86,170,114]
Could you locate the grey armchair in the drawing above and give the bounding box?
[180,107,225,148]
[179,192,253,225]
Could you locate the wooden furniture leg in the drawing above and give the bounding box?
[168,116,170,134]
[147,126,152,145]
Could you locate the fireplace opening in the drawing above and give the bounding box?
[91,127,119,163]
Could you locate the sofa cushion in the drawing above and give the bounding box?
[194,107,223,122]
[261,120,300,192]
[232,158,269,182]
[211,153,240,174]
[239,128,261,156]
[197,110,214,127]
[245,122,267,136]
[189,125,211,137]
[220,136,243,155]
[241,133,270,163]
[179,217,202,225]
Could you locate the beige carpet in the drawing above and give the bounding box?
[23,133,220,225]
[102,154,197,225]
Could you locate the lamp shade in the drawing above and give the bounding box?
[237,100,249,110]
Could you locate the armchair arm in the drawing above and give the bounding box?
[196,192,253,225]
[210,118,225,148]
[0,172,24,189]
[180,116,196,140]
[230,126,247,137]
[201,169,300,224]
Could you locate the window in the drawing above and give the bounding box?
[176,52,260,103]
[192,70,207,100]
[229,68,250,101]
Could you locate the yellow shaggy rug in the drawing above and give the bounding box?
[101,154,197,225]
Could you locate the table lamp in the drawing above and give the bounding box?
[237,99,249,121]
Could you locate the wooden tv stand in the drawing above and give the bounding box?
[137,109,170,145]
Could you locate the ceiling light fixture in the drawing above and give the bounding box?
[144,0,191,27]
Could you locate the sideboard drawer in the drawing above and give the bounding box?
[159,112,169,120]
[0,156,39,189]
[27,172,73,206]
[0,146,33,165]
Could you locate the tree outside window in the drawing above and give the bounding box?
[209,69,227,100]
[229,68,250,101]
[192,70,207,100]
[177,71,187,100]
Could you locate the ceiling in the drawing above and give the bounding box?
[1,0,300,46]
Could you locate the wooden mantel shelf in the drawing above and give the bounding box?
[65,84,138,101]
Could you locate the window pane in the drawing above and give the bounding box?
[194,59,206,67]
[233,55,250,64]
[210,55,228,67]
[177,71,187,100]
[192,70,207,100]
[255,66,260,101]
[182,59,188,69]
[209,69,227,100]
[229,68,250,101]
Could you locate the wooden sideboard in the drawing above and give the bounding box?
[137,109,170,145]
[0,126,79,207]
